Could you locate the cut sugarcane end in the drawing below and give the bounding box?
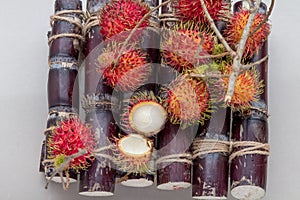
[192,196,227,200]
[157,182,191,190]
[121,178,154,188]
[129,101,167,136]
[79,191,114,197]
[46,176,77,184]
[231,185,265,200]
[118,134,152,156]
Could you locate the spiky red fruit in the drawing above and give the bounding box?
[174,0,229,23]
[220,68,264,109]
[121,91,167,136]
[99,0,150,39]
[98,43,152,92]
[47,116,96,171]
[161,75,210,125]
[224,10,270,57]
[161,24,215,72]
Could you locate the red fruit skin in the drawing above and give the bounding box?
[99,0,150,40]
[174,0,228,23]
[48,117,96,171]
[224,10,270,58]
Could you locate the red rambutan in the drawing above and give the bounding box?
[219,67,264,109]
[47,116,97,171]
[224,10,271,57]
[121,90,167,137]
[98,43,152,92]
[161,75,210,125]
[99,0,150,40]
[161,23,215,72]
[174,0,229,23]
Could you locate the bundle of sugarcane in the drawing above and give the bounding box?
[40,0,84,187]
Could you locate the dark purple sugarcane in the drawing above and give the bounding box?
[79,0,118,196]
[79,104,118,196]
[40,0,83,183]
[192,106,231,199]
[84,0,107,95]
[230,2,269,199]
[156,121,194,190]
[157,0,178,85]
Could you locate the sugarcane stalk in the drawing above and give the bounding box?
[79,0,118,196]
[230,2,270,200]
[41,0,84,184]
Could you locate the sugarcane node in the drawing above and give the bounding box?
[81,93,119,112]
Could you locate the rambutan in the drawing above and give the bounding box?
[98,43,152,92]
[47,116,97,172]
[99,0,150,40]
[219,67,264,109]
[161,23,215,72]
[113,134,153,174]
[224,10,270,57]
[121,90,167,137]
[160,75,210,126]
[174,0,229,23]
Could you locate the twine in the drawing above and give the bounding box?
[48,10,84,45]
[192,138,270,162]
[156,153,193,165]
[192,139,230,159]
[229,141,270,162]
[83,15,99,36]
[50,10,83,28]
[48,33,85,45]
[48,111,77,118]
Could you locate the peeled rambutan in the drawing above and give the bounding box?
[99,0,150,40]
[98,43,152,92]
[161,23,215,72]
[47,116,97,171]
[113,134,153,174]
[174,0,229,23]
[160,75,210,126]
[121,90,167,137]
[219,67,264,109]
[224,10,271,57]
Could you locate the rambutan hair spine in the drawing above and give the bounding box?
[98,0,151,40]
[97,42,152,92]
[216,66,264,111]
[161,22,216,73]
[46,115,97,172]
[159,74,212,128]
[224,8,271,58]
[174,0,230,24]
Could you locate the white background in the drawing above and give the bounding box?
[0,0,297,199]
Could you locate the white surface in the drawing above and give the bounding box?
[0,0,297,200]
[231,185,265,200]
[121,178,154,188]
